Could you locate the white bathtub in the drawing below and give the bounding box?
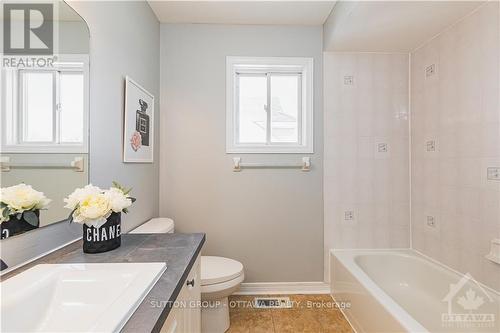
[330,249,500,333]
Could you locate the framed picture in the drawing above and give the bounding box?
[123,76,154,163]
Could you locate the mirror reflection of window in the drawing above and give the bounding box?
[1,59,89,235]
[21,71,55,142]
[16,63,86,147]
[60,73,84,143]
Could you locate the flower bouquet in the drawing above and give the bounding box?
[0,184,51,239]
[64,182,135,253]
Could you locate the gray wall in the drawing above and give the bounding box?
[72,1,160,233]
[159,24,324,283]
[0,1,160,269]
[59,21,90,54]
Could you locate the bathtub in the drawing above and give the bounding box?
[330,249,500,333]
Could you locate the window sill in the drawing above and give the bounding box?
[226,145,314,154]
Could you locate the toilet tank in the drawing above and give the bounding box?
[129,218,174,234]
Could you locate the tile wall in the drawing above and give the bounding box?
[324,52,410,280]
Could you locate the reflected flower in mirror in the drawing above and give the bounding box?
[0,184,51,238]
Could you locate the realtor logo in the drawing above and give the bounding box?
[441,273,497,330]
[3,3,53,55]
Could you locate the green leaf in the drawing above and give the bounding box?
[66,207,77,223]
[112,181,132,196]
[0,202,8,209]
[23,211,39,226]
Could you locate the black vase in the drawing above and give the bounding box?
[0,210,40,239]
[82,212,121,254]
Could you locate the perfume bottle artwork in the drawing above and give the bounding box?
[135,99,150,146]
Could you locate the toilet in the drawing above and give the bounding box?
[200,256,244,333]
[130,218,244,333]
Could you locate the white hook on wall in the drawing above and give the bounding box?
[302,157,311,171]
[233,157,242,172]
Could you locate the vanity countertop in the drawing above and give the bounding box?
[1,233,206,333]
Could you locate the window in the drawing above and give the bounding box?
[226,57,314,153]
[21,71,55,143]
[1,55,88,153]
[19,70,84,144]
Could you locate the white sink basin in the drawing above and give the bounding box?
[0,262,167,332]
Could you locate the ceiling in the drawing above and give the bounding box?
[148,1,485,52]
[148,1,336,25]
[324,1,485,52]
[58,2,86,22]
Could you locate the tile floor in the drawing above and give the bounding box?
[227,294,354,333]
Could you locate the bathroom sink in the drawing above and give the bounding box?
[0,262,167,332]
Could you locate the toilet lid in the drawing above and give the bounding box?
[130,218,174,234]
[201,256,243,286]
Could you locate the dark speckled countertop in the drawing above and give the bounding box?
[1,233,206,333]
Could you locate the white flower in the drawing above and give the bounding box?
[64,183,134,227]
[0,184,51,214]
[104,187,132,213]
[72,192,112,228]
[64,184,102,210]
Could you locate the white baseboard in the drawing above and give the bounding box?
[234,282,331,295]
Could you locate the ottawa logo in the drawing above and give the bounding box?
[441,273,497,331]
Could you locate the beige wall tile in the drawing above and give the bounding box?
[411,1,500,290]
[324,52,410,280]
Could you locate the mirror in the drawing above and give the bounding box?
[0,1,90,239]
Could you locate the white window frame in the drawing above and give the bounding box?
[226,56,314,154]
[1,54,89,154]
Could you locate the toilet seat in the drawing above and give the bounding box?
[201,272,244,297]
[201,256,243,286]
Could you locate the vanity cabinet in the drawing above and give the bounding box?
[161,255,201,333]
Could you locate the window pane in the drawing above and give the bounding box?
[60,73,84,143]
[238,75,267,143]
[22,72,54,142]
[270,75,299,143]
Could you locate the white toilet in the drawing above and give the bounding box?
[130,218,244,333]
[200,256,244,333]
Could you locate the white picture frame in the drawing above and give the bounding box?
[123,76,154,163]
